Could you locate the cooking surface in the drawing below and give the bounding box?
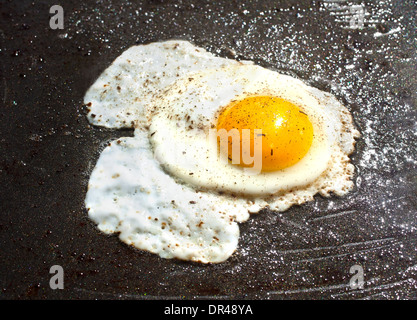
[1,0,416,299]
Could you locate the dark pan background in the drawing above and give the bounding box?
[0,0,416,299]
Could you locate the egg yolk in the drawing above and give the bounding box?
[216,96,314,172]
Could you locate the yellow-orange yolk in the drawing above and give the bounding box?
[216,96,314,171]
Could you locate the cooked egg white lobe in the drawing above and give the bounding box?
[83,40,251,129]
[85,131,244,263]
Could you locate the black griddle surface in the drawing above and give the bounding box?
[1,0,416,299]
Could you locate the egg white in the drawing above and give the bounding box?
[148,64,338,196]
[85,132,242,263]
[84,40,251,129]
[84,40,360,263]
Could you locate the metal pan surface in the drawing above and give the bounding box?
[0,0,416,299]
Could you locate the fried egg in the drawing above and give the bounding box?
[84,40,360,263]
